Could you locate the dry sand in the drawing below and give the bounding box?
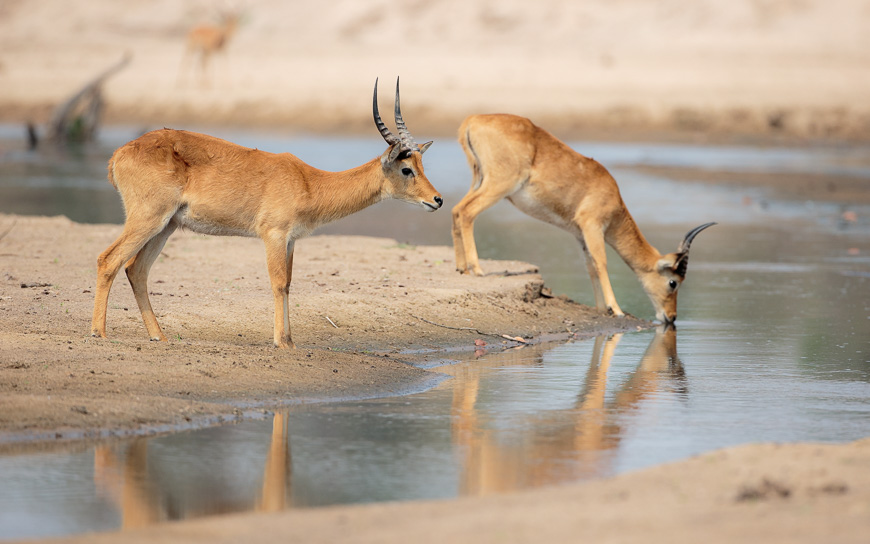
[1,0,870,141]
[2,1,870,542]
[1,214,638,445]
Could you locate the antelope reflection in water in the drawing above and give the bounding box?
[447,326,685,496]
[88,329,683,525]
[92,412,292,528]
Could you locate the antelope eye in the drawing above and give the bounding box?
[668,279,678,289]
[401,168,413,176]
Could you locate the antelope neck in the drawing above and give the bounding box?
[606,208,662,273]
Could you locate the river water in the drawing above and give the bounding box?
[0,126,868,538]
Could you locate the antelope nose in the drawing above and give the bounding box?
[434,196,443,208]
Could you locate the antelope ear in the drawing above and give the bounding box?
[656,254,679,273]
[387,143,404,163]
[419,141,433,154]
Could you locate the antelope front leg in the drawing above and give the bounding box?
[579,229,625,318]
[450,206,469,273]
[264,236,296,349]
[452,199,486,276]
[451,187,509,276]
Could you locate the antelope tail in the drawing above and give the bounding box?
[106,157,118,189]
[464,127,484,192]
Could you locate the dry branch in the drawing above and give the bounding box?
[411,314,527,343]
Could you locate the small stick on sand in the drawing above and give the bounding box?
[0,219,16,243]
[411,314,527,343]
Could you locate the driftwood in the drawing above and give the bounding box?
[32,53,131,147]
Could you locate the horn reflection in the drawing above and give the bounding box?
[448,327,684,496]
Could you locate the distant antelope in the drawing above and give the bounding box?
[91,79,442,348]
[452,114,715,325]
[178,10,240,86]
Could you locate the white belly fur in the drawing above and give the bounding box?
[507,186,576,232]
[173,209,257,238]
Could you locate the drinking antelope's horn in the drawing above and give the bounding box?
[393,77,418,151]
[373,78,399,146]
[674,222,717,277]
[678,222,717,253]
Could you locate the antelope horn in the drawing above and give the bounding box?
[677,222,717,253]
[673,222,717,277]
[393,77,418,151]
[373,78,399,146]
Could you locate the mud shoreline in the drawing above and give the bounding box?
[4,216,868,544]
[37,439,870,544]
[0,214,646,451]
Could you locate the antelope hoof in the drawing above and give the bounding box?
[90,330,106,339]
[275,337,297,349]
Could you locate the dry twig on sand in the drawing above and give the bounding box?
[0,219,16,244]
[411,314,528,343]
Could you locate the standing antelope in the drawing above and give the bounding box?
[451,114,715,325]
[178,10,240,86]
[91,79,442,348]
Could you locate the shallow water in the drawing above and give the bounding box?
[0,126,868,539]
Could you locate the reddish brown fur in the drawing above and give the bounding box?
[452,113,710,324]
[92,128,441,348]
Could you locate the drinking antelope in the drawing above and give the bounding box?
[451,114,715,325]
[91,79,442,348]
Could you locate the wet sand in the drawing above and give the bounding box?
[3,215,868,543]
[3,211,869,544]
[0,213,641,447]
[39,439,870,544]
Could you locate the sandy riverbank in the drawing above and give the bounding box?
[2,215,868,544]
[0,213,642,446]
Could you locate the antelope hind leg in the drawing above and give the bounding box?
[125,222,177,341]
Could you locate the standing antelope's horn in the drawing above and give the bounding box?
[393,77,418,151]
[373,78,399,146]
[673,222,717,277]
